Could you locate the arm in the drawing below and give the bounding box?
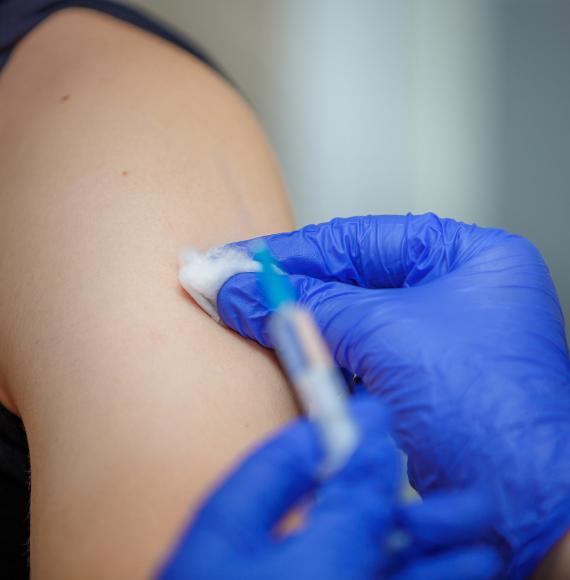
[0,8,296,578]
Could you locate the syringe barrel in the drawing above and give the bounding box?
[268,303,360,476]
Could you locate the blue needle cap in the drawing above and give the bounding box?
[252,242,296,311]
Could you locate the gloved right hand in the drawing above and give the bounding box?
[217,213,570,578]
[159,395,501,580]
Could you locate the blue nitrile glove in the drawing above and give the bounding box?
[159,396,502,580]
[217,213,570,578]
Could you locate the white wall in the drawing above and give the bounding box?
[133,0,570,320]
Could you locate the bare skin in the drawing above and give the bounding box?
[0,8,297,579]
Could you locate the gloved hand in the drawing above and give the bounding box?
[217,213,570,578]
[159,396,501,580]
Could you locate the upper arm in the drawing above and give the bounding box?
[0,9,297,578]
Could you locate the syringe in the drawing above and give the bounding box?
[252,243,360,477]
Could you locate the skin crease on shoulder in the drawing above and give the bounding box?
[0,8,299,579]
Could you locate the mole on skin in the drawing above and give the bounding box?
[121,170,129,177]
[60,94,71,102]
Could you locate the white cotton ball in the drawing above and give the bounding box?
[178,245,260,323]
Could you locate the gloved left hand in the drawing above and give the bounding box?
[216,214,570,577]
[158,396,501,580]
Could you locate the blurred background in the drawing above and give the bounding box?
[135,0,570,321]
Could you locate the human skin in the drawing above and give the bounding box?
[0,8,297,578]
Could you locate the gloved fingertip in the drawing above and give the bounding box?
[324,398,399,496]
[397,487,498,549]
[217,272,273,346]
